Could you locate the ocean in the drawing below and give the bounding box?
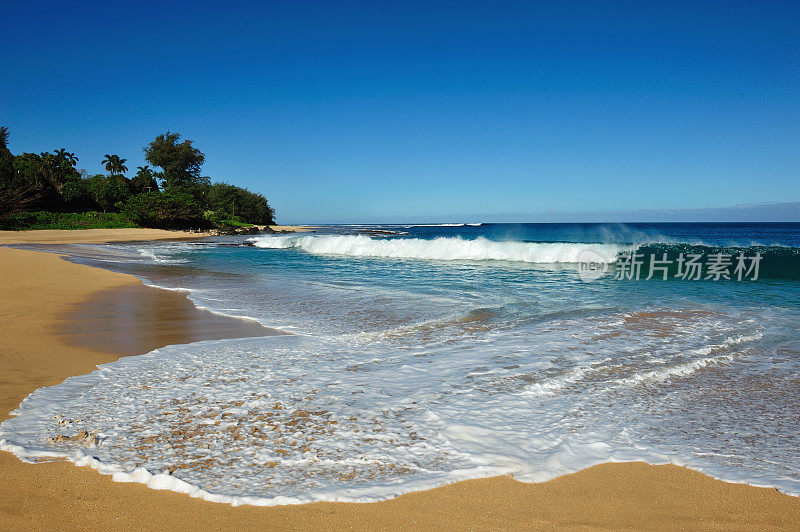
[2,222,799,505]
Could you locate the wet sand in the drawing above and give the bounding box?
[61,284,282,356]
[1,234,799,529]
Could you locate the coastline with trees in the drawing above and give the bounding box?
[0,127,276,231]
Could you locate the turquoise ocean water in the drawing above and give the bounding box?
[1,222,799,505]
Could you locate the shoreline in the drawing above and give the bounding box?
[60,283,285,357]
[1,230,798,528]
[0,225,311,246]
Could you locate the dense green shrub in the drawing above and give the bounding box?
[203,210,254,228]
[0,211,136,230]
[60,176,95,211]
[206,182,275,225]
[87,174,131,212]
[122,190,212,229]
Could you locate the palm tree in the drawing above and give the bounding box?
[133,165,157,193]
[101,154,114,173]
[102,154,128,176]
[54,148,79,166]
[0,126,12,181]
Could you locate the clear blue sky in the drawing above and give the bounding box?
[2,1,798,223]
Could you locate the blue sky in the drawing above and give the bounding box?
[2,1,798,223]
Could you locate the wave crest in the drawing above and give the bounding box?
[248,235,624,264]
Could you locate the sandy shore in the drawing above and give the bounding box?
[0,226,310,246]
[0,228,214,245]
[268,225,314,232]
[1,231,798,529]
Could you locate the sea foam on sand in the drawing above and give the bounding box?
[2,312,796,505]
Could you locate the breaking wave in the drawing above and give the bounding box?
[248,235,625,264]
[247,235,800,277]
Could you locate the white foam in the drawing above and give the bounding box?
[248,235,624,264]
[406,223,468,227]
[2,313,796,505]
[614,353,735,386]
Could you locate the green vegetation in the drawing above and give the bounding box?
[144,132,205,190]
[122,190,207,229]
[0,126,275,231]
[0,211,136,230]
[206,182,275,225]
[101,154,128,175]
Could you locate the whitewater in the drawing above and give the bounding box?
[2,223,799,505]
[248,234,626,263]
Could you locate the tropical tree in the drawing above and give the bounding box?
[2,152,67,213]
[1,127,277,227]
[0,126,13,181]
[87,174,130,212]
[101,154,113,173]
[60,177,94,211]
[206,182,275,224]
[102,154,128,175]
[143,132,205,190]
[0,127,41,216]
[131,165,159,193]
[54,148,78,166]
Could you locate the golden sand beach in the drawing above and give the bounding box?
[1,229,798,529]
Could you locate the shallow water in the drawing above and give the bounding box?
[2,223,799,504]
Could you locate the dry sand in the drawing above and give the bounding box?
[0,230,798,530]
[268,225,314,232]
[0,225,311,246]
[0,228,214,245]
